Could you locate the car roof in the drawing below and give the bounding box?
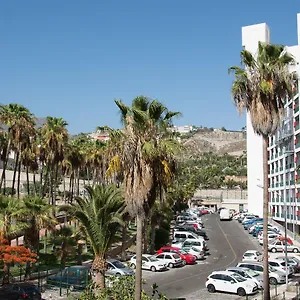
[67,265,89,269]
[211,270,235,275]
[107,258,120,263]
[269,258,285,262]
[238,260,263,266]
[227,267,249,272]
[161,246,179,250]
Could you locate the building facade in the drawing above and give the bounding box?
[244,14,300,233]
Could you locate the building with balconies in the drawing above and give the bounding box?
[243,13,300,234]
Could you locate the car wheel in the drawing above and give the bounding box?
[116,273,121,276]
[271,248,277,253]
[130,263,136,269]
[150,266,156,272]
[269,277,277,285]
[293,248,299,253]
[168,263,174,268]
[182,260,186,266]
[237,287,246,296]
[207,284,215,293]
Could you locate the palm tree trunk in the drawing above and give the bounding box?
[120,224,127,261]
[17,159,21,198]
[92,169,97,187]
[40,164,44,197]
[53,163,59,206]
[42,164,50,198]
[0,137,11,190]
[87,166,90,186]
[33,173,37,195]
[92,255,106,289]
[263,137,270,300]
[63,176,66,203]
[12,150,20,196]
[2,263,10,284]
[76,168,80,196]
[134,214,143,300]
[50,166,54,205]
[26,165,30,195]
[77,243,83,265]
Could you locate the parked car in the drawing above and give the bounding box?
[174,225,208,240]
[236,261,286,285]
[0,283,42,300]
[156,246,196,265]
[242,250,263,262]
[206,270,258,296]
[130,254,167,272]
[106,259,135,276]
[182,246,205,260]
[258,233,280,245]
[226,267,263,289]
[275,256,300,273]
[173,231,203,242]
[154,252,184,268]
[268,259,294,276]
[268,240,300,253]
[172,238,207,253]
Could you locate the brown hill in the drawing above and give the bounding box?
[183,128,246,156]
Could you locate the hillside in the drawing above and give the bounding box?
[182,128,246,156]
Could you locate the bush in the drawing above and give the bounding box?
[38,253,58,266]
[0,187,16,195]
[79,276,168,300]
[155,228,170,250]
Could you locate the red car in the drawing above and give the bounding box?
[156,246,196,265]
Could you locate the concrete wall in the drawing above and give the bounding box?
[242,23,270,217]
[194,189,247,200]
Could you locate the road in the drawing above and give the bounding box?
[142,214,260,300]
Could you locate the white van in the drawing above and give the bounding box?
[220,208,232,221]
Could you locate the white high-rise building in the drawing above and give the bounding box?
[244,13,300,234]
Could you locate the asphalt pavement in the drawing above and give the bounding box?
[142,214,260,300]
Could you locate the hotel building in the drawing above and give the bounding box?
[244,13,300,233]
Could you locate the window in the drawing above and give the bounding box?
[223,275,234,282]
[156,254,164,259]
[142,256,148,262]
[269,262,278,267]
[254,265,263,272]
[188,235,195,239]
[163,249,170,252]
[165,255,172,260]
[210,274,223,280]
[173,254,180,259]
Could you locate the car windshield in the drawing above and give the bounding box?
[173,254,180,259]
[232,273,246,282]
[191,247,200,252]
[246,269,259,277]
[112,261,126,269]
[179,250,188,255]
[149,256,159,262]
[292,257,300,263]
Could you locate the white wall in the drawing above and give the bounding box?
[242,23,270,217]
[297,13,300,46]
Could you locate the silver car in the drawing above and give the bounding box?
[226,267,263,289]
[268,240,300,253]
[106,259,135,276]
[236,261,286,285]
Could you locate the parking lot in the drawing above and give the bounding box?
[141,213,262,300]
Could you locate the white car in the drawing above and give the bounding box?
[242,250,263,262]
[182,246,204,260]
[154,253,183,268]
[258,233,280,245]
[206,271,258,296]
[269,259,294,276]
[130,254,167,272]
[172,238,207,253]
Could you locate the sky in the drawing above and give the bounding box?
[0,1,299,134]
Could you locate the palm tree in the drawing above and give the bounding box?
[229,42,297,300]
[0,104,35,193]
[41,117,68,204]
[114,96,181,300]
[19,196,57,278]
[0,196,28,283]
[59,184,125,289]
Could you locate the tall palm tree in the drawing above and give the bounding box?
[229,42,297,300]
[59,184,125,289]
[114,96,181,300]
[41,117,68,204]
[0,104,35,193]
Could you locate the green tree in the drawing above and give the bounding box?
[229,42,297,300]
[59,184,125,289]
